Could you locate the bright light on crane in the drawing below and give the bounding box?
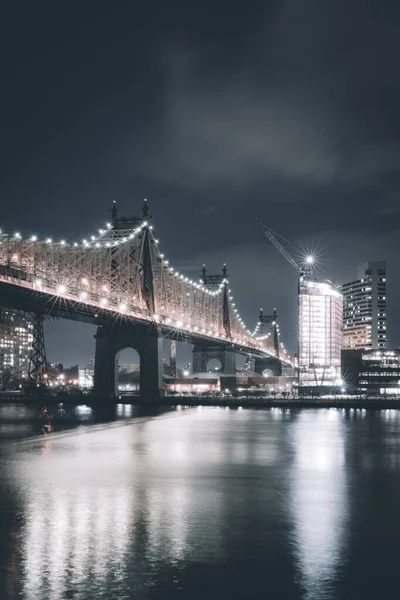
[305,255,314,264]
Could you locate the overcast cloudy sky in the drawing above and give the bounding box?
[1,1,400,364]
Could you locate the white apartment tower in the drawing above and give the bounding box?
[298,278,343,387]
[342,261,387,350]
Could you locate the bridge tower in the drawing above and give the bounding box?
[93,199,164,399]
[257,308,280,357]
[192,264,236,375]
[254,308,282,376]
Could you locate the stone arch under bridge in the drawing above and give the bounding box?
[94,322,164,398]
[254,356,282,377]
[192,344,236,375]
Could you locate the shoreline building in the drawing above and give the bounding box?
[0,308,33,389]
[298,278,343,390]
[342,349,400,396]
[342,261,387,350]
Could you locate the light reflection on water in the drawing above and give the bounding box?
[2,407,400,598]
[289,410,348,599]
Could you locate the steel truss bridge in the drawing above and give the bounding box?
[0,199,291,397]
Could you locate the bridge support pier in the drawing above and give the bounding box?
[28,313,47,386]
[192,344,236,374]
[254,356,282,377]
[93,323,164,400]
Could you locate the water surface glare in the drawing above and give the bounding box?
[1,406,400,599]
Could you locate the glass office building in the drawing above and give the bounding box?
[298,278,343,388]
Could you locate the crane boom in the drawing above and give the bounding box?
[257,219,300,273]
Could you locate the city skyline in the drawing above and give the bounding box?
[39,211,395,366]
[0,218,390,384]
[0,203,393,370]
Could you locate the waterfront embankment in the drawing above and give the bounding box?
[1,392,400,410]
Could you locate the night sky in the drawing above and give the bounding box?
[1,2,400,366]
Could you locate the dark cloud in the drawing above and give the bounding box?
[139,77,340,186]
[134,0,400,194]
[372,206,400,216]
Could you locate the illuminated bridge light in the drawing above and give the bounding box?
[57,285,67,295]
[80,291,88,300]
[176,320,183,328]
[100,298,108,306]
[119,303,127,312]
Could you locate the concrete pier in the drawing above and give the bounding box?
[192,344,236,374]
[94,323,164,399]
[254,356,282,376]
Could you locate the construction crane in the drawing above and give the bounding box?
[256,218,313,277]
[257,219,321,387]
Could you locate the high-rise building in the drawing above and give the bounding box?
[0,309,33,389]
[342,261,387,350]
[298,278,343,388]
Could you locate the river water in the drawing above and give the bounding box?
[1,404,400,599]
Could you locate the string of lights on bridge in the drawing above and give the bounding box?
[0,225,258,342]
[0,215,291,362]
